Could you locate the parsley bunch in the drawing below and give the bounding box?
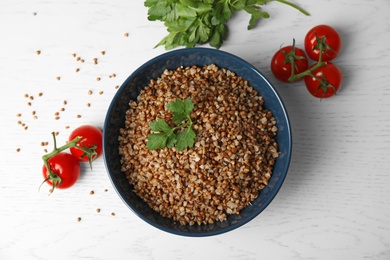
[144,0,310,49]
[147,98,196,152]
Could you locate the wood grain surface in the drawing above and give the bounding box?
[1,0,389,259]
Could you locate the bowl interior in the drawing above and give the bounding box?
[103,48,292,237]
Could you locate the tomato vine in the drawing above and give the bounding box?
[40,132,98,193]
[271,25,343,98]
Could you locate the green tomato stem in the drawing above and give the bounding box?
[42,133,82,161]
[287,37,326,82]
[40,132,97,193]
[289,60,326,82]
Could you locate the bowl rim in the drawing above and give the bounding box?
[103,47,292,237]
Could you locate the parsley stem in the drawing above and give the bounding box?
[276,0,310,16]
[173,119,192,132]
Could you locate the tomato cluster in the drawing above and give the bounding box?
[271,25,342,98]
[41,125,103,192]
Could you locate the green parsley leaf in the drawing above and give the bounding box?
[176,127,196,151]
[145,1,172,21]
[211,1,232,25]
[209,23,228,49]
[176,4,197,18]
[147,98,196,151]
[149,118,173,132]
[146,131,174,150]
[147,119,177,150]
[166,132,178,148]
[144,0,310,49]
[180,0,212,14]
[167,97,194,124]
[243,6,270,30]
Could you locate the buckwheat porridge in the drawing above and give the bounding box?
[118,64,279,225]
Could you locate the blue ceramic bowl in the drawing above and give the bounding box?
[103,48,292,237]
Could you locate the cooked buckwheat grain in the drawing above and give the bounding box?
[118,64,278,225]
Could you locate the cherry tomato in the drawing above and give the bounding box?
[42,152,81,189]
[304,62,342,98]
[271,45,309,83]
[69,125,103,162]
[304,25,341,62]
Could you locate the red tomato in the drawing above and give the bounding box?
[271,45,309,83]
[304,25,341,62]
[69,125,103,162]
[304,62,342,98]
[42,152,81,189]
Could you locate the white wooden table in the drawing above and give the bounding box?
[1,0,389,259]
